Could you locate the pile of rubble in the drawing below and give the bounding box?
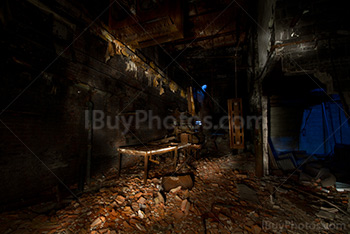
[0,154,349,233]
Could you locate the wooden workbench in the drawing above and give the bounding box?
[116,142,200,183]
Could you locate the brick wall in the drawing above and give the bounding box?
[0,0,186,208]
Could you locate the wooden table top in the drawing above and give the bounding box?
[117,142,194,156]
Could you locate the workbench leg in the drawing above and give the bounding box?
[144,154,149,184]
[186,148,192,167]
[173,147,178,170]
[117,152,122,179]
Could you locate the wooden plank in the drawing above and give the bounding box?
[268,142,279,170]
[173,147,178,170]
[187,87,195,116]
[117,148,147,156]
[116,143,200,182]
[180,133,190,143]
[149,156,160,164]
[254,127,263,177]
[144,153,149,184]
[117,143,192,156]
[262,96,269,176]
[227,98,244,149]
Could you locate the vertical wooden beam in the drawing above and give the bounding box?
[187,87,195,116]
[173,147,178,170]
[268,141,279,170]
[86,101,93,185]
[228,98,244,149]
[195,146,200,159]
[255,126,263,177]
[262,96,269,176]
[144,153,149,184]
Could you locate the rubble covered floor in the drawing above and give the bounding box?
[0,154,349,234]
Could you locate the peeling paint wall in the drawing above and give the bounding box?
[99,30,187,100]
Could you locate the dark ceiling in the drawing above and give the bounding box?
[104,0,254,87]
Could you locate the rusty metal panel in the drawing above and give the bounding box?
[228,98,244,149]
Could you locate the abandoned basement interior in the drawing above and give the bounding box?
[1,0,350,233]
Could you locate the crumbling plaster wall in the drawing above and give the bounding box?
[273,0,350,115]
[248,0,277,176]
[0,0,186,208]
[255,0,350,109]
[249,0,276,112]
[252,0,350,174]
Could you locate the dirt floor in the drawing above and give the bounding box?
[0,153,349,234]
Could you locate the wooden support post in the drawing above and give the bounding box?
[86,101,93,185]
[268,141,279,170]
[228,98,244,149]
[187,87,195,116]
[173,147,178,170]
[144,153,149,184]
[184,148,190,167]
[255,127,263,177]
[262,96,269,176]
[117,152,122,179]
